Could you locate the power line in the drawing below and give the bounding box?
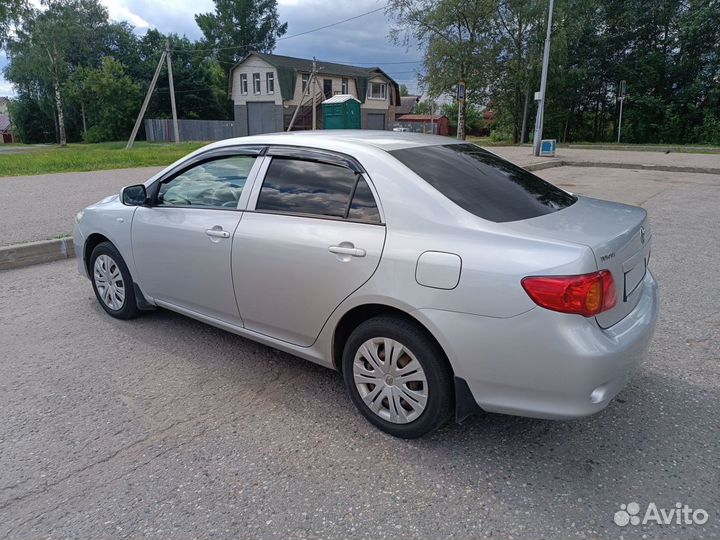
[279,5,386,40]
[170,4,389,54]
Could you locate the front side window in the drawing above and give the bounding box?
[368,82,386,100]
[256,158,379,222]
[240,74,248,95]
[253,73,261,94]
[341,78,349,94]
[157,155,257,208]
[266,72,275,94]
[389,144,576,222]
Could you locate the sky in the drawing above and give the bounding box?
[0,0,424,98]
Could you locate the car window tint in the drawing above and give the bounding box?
[158,155,256,208]
[256,158,357,218]
[348,178,381,222]
[389,144,576,223]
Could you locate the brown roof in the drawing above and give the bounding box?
[397,114,447,121]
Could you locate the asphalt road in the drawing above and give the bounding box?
[0,167,718,539]
[0,166,162,247]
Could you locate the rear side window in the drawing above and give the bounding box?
[256,158,381,222]
[348,178,381,222]
[389,144,576,222]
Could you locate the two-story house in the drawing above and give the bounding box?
[229,52,401,136]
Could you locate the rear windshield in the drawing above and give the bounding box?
[389,144,576,222]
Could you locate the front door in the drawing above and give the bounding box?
[132,153,261,324]
[232,152,386,346]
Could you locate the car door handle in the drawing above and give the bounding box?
[328,245,366,257]
[205,228,230,238]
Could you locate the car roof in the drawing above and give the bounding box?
[205,130,464,153]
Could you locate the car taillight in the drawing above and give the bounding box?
[521,270,617,317]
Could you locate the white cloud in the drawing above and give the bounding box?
[102,0,152,29]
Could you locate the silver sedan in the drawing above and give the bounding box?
[73,132,658,438]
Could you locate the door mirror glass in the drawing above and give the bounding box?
[121,184,147,206]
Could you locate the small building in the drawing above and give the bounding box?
[0,114,14,144]
[229,52,401,136]
[322,95,361,130]
[396,114,450,136]
[397,95,419,116]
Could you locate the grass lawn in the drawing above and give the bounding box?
[465,136,514,146]
[0,141,208,177]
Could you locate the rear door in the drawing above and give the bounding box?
[232,148,386,346]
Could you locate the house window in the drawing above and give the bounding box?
[301,73,309,93]
[240,74,248,95]
[266,72,275,94]
[368,82,387,100]
[341,78,348,94]
[253,73,261,94]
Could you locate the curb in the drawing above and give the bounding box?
[524,160,564,172]
[525,159,720,175]
[1,159,718,272]
[0,237,75,271]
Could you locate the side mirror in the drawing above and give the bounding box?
[121,184,147,206]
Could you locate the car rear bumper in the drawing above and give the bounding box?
[416,270,659,420]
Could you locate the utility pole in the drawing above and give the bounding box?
[430,99,435,134]
[287,58,317,131]
[533,0,554,156]
[126,50,167,149]
[166,40,180,143]
[617,80,626,143]
[312,57,318,130]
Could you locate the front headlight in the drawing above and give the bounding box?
[75,210,85,223]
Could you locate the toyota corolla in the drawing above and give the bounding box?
[73,131,658,438]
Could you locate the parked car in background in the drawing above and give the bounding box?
[73,131,658,438]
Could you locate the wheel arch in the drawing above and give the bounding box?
[331,302,482,423]
[332,303,452,375]
[83,233,111,276]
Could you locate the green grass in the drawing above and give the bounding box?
[0,141,208,177]
[465,136,515,146]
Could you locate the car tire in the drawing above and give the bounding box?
[342,315,453,438]
[89,241,139,320]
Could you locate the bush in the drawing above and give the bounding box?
[489,126,514,143]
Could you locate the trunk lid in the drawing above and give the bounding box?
[503,196,651,328]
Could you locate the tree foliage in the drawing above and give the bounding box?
[3,0,284,143]
[195,0,288,67]
[389,0,720,144]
